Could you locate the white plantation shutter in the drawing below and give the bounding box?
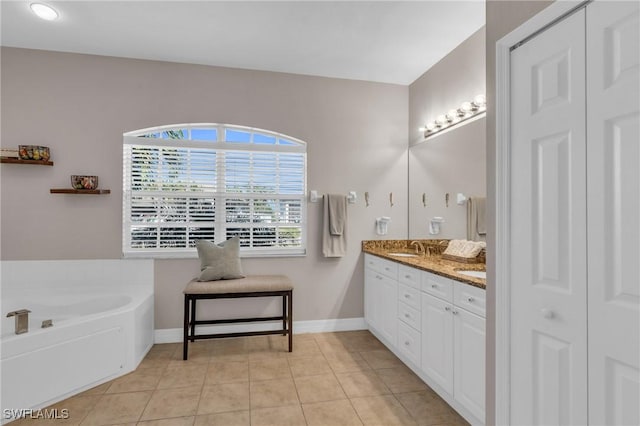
[123,124,306,257]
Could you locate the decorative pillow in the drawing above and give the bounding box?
[196,237,245,281]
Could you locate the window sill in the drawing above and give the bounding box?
[123,249,307,259]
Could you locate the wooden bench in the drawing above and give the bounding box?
[183,275,293,360]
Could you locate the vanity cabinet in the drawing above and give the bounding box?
[421,271,486,422]
[364,254,397,347]
[364,253,486,425]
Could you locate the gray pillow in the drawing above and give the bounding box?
[196,237,245,281]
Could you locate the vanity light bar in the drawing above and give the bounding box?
[419,95,486,139]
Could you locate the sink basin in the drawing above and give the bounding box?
[457,270,486,279]
[388,252,418,258]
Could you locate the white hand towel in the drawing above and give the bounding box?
[328,194,347,236]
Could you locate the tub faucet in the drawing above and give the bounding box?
[410,241,425,256]
[6,309,31,334]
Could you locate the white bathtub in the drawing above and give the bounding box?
[0,260,154,423]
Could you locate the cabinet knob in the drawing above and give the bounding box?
[445,306,451,312]
[405,275,411,279]
[404,294,410,299]
[431,284,438,288]
[404,341,410,346]
[467,297,475,303]
[541,308,555,319]
[452,310,459,315]
[376,275,383,280]
[404,313,410,318]
[385,267,390,271]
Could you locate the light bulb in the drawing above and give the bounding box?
[446,109,460,122]
[426,122,437,131]
[461,101,473,112]
[473,94,486,107]
[30,3,59,20]
[436,115,447,126]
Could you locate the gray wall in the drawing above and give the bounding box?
[408,28,486,240]
[485,1,554,424]
[1,47,409,329]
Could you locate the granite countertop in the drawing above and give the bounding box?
[362,240,486,289]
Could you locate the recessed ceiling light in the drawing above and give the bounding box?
[30,3,59,21]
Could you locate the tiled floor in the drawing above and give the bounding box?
[11,331,469,426]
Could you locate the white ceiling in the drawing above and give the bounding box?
[0,1,485,85]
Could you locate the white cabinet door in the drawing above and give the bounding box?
[586,2,640,425]
[364,268,378,330]
[421,293,453,394]
[510,9,588,425]
[365,267,397,346]
[377,273,398,346]
[453,307,486,422]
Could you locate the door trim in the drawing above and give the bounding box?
[494,2,589,424]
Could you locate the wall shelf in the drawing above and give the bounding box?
[50,189,111,195]
[1,157,54,166]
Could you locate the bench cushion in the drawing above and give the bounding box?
[184,275,293,295]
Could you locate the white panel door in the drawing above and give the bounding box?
[421,293,454,394]
[510,9,588,425]
[453,308,486,422]
[586,2,640,425]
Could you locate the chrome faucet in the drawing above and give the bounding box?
[410,240,425,256]
[7,309,31,334]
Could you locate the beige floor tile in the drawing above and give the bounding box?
[106,368,164,393]
[249,378,299,409]
[137,416,195,426]
[360,350,404,370]
[7,395,101,426]
[197,383,250,415]
[288,355,332,377]
[249,358,292,381]
[77,382,113,397]
[324,350,371,374]
[343,334,386,352]
[247,335,288,354]
[175,342,213,364]
[80,391,152,425]
[294,373,347,403]
[314,335,352,354]
[193,411,250,426]
[157,364,208,389]
[335,371,391,398]
[375,366,427,394]
[287,337,322,358]
[395,391,468,426]
[205,361,249,385]
[139,386,202,421]
[250,405,307,426]
[302,399,364,426]
[147,343,180,357]
[294,373,347,404]
[138,357,172,370]
[210,338,248,356]
[350,395,417,426]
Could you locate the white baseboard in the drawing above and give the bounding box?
[154,317,367,344]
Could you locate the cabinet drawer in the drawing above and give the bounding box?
[364,254,398,280]
[397,320,421,366]
[453,281,486,318]
[398,301,421,331]
[398,283,420,310]
[398,265,421,289]
[421,271,453,302]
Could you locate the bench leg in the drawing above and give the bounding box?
[183,295,189,360]
[282,295,287,336]
[287,291,293,352]
[190,298,197,342]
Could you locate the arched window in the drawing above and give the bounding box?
[123,124,307,257]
